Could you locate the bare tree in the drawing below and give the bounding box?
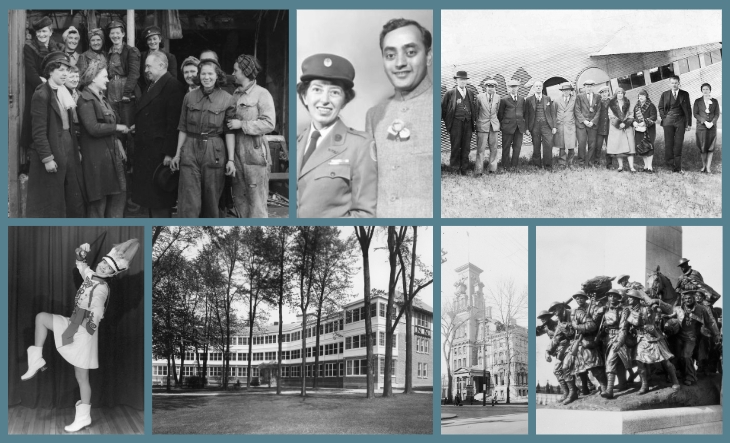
[355,226,376,399]
[441,297,470,403]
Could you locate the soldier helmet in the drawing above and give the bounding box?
[617,274,630,284]
[571,290,588,300]
[607,288,624,299]
[537,310,553,319]
[548,301,568,312]
[626,289,644,300]
[678,258,690,267]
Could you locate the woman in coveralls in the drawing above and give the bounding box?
[20,239,140,432]
[170,59,237,217]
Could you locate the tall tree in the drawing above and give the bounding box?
[441,297,470,403]
[355,226,376,399]
[382,226,408,397]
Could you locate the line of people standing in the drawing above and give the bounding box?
[22,16,275,218]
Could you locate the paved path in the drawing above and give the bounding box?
[441,404,528,434]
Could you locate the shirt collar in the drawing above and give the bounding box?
[307,120,337,147]
[394,77,432,102]
[110,45,123,54]
[235,80,257,95]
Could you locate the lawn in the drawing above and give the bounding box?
[441,133,722,218]
[152,392,432,434]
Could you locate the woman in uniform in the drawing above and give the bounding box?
[20,239,140,432]
[228,54,276,218]
[296,53,377,218]
[169,59,236,217]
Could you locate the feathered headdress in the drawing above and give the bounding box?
[101,239,140,277]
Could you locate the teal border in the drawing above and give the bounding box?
[1,0,728,440]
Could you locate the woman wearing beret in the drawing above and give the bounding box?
[632,89,657,173]
[21,239,139,432]
[21,16,65,154]
[170,59,237,217]
[296,53,377,218]
[693,83,720,173]
[606,88,636,172]
[227,54,276,218]
[77,59,130,217]
[26,52,86,218]
[76,28,107,75]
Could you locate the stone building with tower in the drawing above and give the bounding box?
[448,263,528,402]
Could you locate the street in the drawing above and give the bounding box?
[441,404,528,434]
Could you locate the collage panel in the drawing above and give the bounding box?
[8,9,289,219]
[151,226,433,434]
[441,227,528,434]
[440,10,722,218]
[296,10,434,218]
[535,226,722,434]
[8,226,145,434]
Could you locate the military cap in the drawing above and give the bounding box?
[62,26,79,41]
[107,20,126,32]
[678,258,690,267]
[300,53,355,89]
[548,301,569,312]
[485,79,497,86]
[41,51,73,72]
[507,79,521,87]
[571,290,588,300]
[143,25,163,41]
[454,70,469,79]
[583,79,596,86]
[31,16,53,32]
[559,82,574,91]
[617,274,630,283]
[626,289,644,300]
[537,310,553,319]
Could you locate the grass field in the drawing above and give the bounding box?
[441,134,722,218]
[152,391,432,434]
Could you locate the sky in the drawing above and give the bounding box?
[535,226,722,385]
[440,227,529,374]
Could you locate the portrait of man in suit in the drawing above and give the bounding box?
[575,79,601,168]
[552,82,578,168]
[524,80,555,170]
[442,70,477,175]
[497,79,526,171]
[474,79,501,175]
[658,75,692,173]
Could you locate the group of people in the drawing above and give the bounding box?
[22,16,275,218]
[444,73,720,175]
[536,258,722,405]
[296,18,433,218]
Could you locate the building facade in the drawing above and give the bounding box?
[153,294,433,389]
[448,263,528,401]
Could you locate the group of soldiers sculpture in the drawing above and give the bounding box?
[537,258,722,405]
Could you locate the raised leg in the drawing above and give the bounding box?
[35,312,54,346]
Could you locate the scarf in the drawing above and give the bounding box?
[48,80,77,110]
[608,97,630,127]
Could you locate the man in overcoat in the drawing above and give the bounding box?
[658,75,692,173]
[474,79,501,175]
[552,83,578,168]
[524,80,555,169]
[497,79,526,171]
[442,71,477,175]
[131,51,184,217]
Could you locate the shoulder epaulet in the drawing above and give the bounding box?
[346,127,370,139]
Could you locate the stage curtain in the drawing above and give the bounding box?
[8,226,145,410]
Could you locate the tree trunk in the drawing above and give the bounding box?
[403,303,413,394]
[166,355,171,392]
[247,322,254,390]
[171,353,179,387]
[363,253,374,399]
[277,297,283,395]
[301,314,308,396]
[313,309,322,389]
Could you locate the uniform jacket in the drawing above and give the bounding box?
[524,94,554,132]
[132,72,184,209]
[441,87,477,131]
[297,118,377,218]
[73,261,110,336]
[673,303,720,338]
[676,267,703,291]
[693,97,720,130]
[21,38,65,148]
[497,94,526,134]
[574,92,601,129]
[475,91,500,132]
[108,45,142,98]
[77,89,125,202]
[658,89,692,128]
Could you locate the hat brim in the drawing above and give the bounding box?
[300,74,354,90]
[153,163,179,193]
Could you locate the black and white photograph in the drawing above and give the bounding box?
[296,10,433,219]
[8,10,289,219]
[152,226,433,434]
[440,10,722,218]
[535,226,722,434]
[8,226,144,434]
[441,227,528,434]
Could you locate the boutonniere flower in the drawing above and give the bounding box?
[387,119,411,141]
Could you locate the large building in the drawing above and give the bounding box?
[447,263,528,401]
[153,294,433,389]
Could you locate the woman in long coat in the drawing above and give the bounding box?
[607,88,636,172]
[693,83,720,173]
[21,16,64,152]
[26,52,86,218]
[632,89,657,173]
[77,59,130,217]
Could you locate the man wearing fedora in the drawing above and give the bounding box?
[475,79,501,175]
[131,50,184,217]
[575,79,601,168]
[552,82,578,168]
[524,80,555,170]
[442,71,477,175]
[497,79,527,171]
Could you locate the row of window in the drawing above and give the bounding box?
[417,363,429,378]
[416,338,430,354]
[615,49,722,92]
[345,332,398,350]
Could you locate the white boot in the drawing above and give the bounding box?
[20,346,47,381]
[65,401,92,432]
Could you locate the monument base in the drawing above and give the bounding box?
[537,405,722,434]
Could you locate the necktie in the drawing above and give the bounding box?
[673,92,677,100]
[588,94,592,103]
[565,96,568,104]
[301,130,321,168]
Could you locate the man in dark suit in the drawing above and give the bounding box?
[131,51,184,217]
[524,80,555,170]
[498,79,527,171]
[658,75,692,173]
[575,79,601,168]
[441,71,477,175]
